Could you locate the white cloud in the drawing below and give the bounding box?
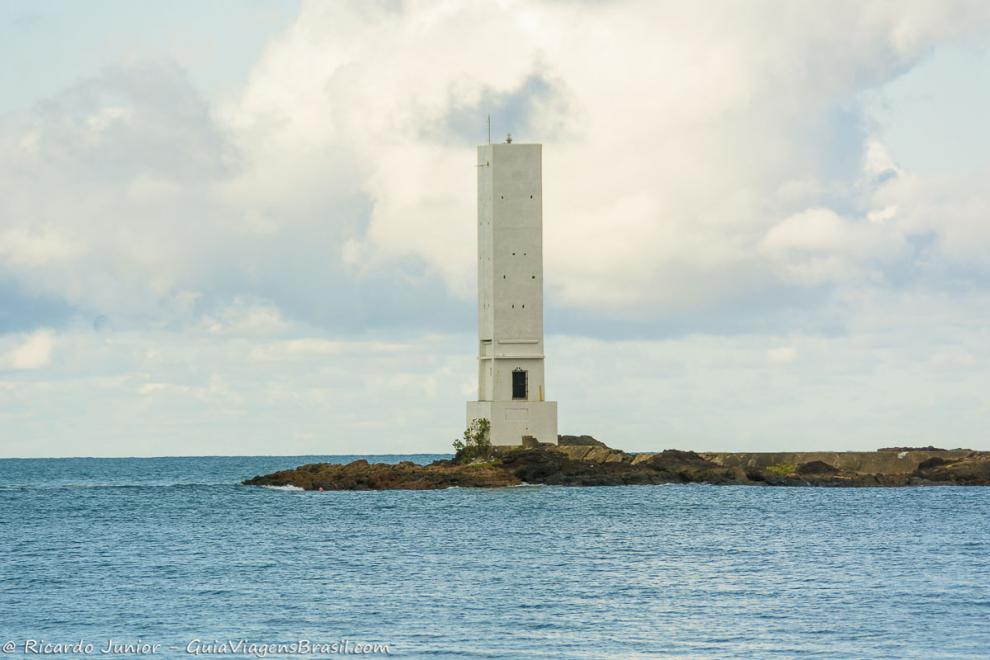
[767,346,798,365]
[551,292,990,452]
[1,288,989,457]
[1,2,988,328]
[2,2,990,456]
[247,337,410,361]
[863,138,902,181]
[871,168,990,270]
[0,229,82,268]
[3,329,56,370]
[0,327,472,457]
[760,207,908,285]
[219,0,990,314]
[200,298,290,336]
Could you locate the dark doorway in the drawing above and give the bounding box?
[512,370,528,400]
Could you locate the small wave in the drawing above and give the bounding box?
[261,484,305,491]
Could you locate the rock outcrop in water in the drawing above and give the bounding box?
[243,438,990,490]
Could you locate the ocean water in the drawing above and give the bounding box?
[1,456,989,659]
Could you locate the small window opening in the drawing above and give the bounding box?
[512,370,528,400]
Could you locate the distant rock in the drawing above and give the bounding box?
[796,460,838,475]
[913,454,990,485]
[878,446,947,452]
[916,457,950,470]
[244,459,519,490]
[558,435,607,447]
[242,442,990,491]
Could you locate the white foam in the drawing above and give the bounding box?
[261,484,305,491]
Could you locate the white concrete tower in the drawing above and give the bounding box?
[466,140,558,446]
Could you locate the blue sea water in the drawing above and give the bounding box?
[1,455,989,659]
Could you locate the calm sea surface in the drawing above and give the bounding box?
[1,455,989,658]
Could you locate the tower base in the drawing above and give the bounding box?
[466,400,558,447]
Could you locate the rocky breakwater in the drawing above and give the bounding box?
[242,438,990,491]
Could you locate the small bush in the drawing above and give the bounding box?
[454,418,493,463]
[765,463,796,476]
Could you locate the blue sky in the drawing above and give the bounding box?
[0,1,299,113]
[2,1,990,457]
[864,35,990,173]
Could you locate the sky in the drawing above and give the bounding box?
[2,0,990,458]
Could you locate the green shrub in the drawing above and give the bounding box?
[453,418,493,463]
[765,463,796,476]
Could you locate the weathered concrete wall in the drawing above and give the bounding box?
[468,400,558,447]
[469,142,557,445]
[702,451,982,474]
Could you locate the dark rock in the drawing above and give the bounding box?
[745,468,767,482]
[916,457,952,471]
[243,441,990,491]
[558,435,607,447]
[244,458,521,490]
[914,456,990,484]
[796,460,838,475]
[878,446,946,452]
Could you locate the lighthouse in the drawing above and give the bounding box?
[466,139,558,446]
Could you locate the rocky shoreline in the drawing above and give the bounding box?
[243,436,990,490]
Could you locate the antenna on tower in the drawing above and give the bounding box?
[487,115,491,144]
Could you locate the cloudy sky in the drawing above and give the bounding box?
[2,0,990,457]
